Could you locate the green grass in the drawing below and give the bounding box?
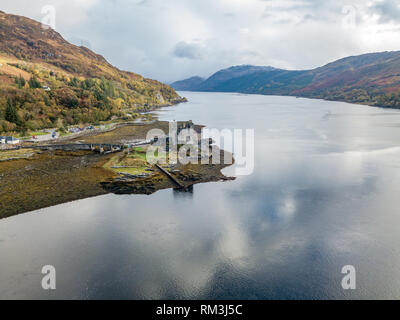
[28,131,49,136]
[103,148,158,177]
[128,147,147,160]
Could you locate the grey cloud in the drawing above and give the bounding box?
[370,0,400,23]
[1,0,399,83]
[260,0,329,23]
[173,41,204,60]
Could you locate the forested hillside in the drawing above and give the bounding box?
[0,11,184,134]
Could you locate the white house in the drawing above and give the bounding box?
[1,136,20,144]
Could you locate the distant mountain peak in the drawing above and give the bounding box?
[226,64,277,70]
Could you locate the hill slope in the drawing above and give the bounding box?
[173,52,400,108]
[0,10,184,133]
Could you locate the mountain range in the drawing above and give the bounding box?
[171,52,400,108]
[0,11,183,133]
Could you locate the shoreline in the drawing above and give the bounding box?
[0,96,188,146]
[0,119,235,220]
[176,90,400,110]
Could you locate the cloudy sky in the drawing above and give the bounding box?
[2,0,400,83]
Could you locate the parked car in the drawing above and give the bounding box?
[69,128,81,133]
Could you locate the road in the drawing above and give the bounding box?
[29,131,58,142]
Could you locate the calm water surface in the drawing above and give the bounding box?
[1,92,400,299]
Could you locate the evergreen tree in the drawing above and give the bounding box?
[69,77,79,87]
[19,75,26,88]
[28,76,41,89]
[14,75,26,88]
[5,98,20,125]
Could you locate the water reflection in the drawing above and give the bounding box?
[1,93,400,299]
